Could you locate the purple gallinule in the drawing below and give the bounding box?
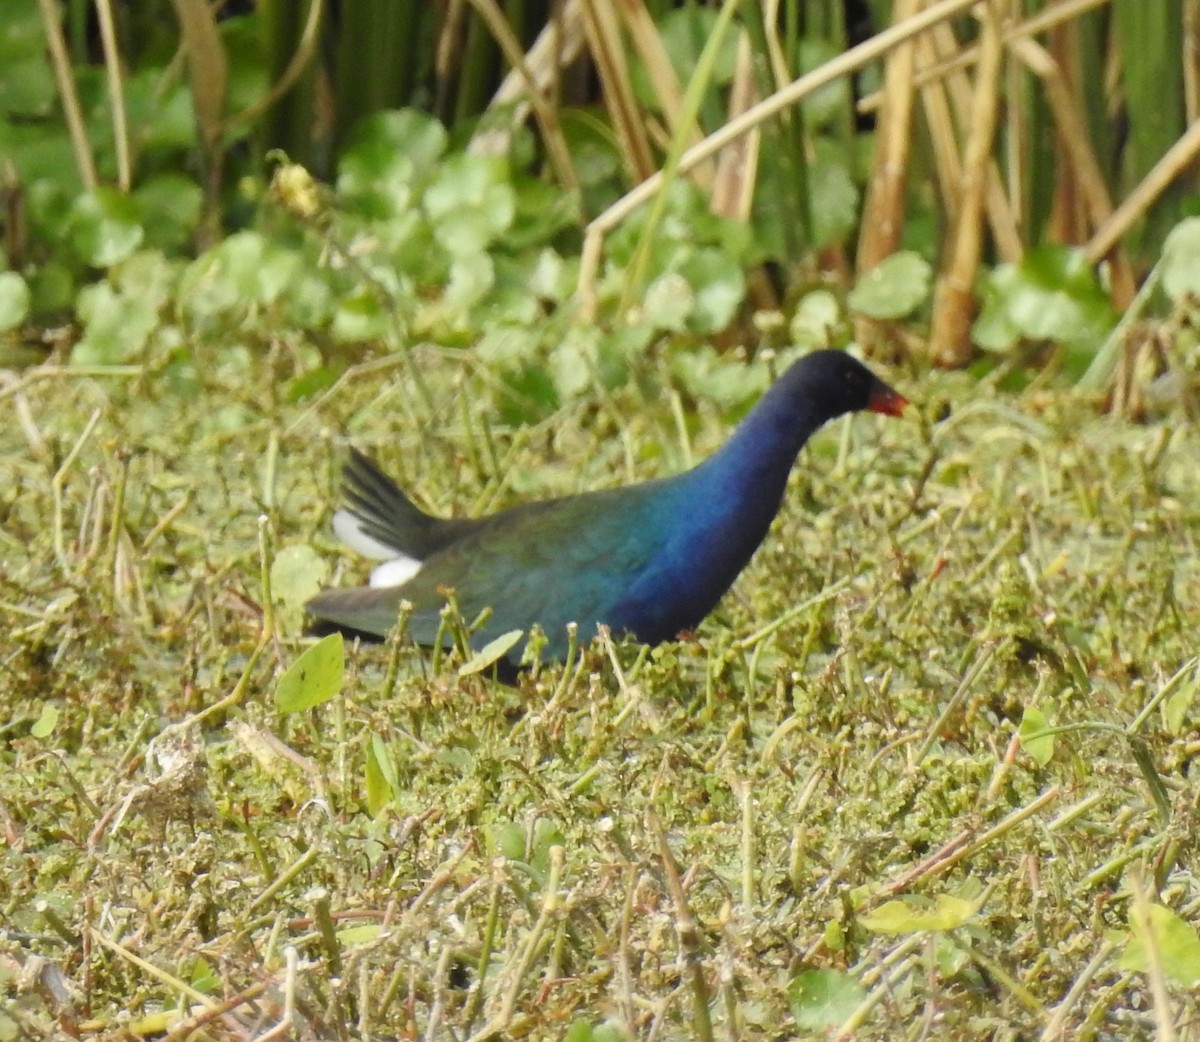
[307,349,907,665]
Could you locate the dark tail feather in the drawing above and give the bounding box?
[340,449,482,559]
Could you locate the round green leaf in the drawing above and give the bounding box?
[550,329,596,399]
[69,187,144,267]
[1004,246,1114,343]
[134,175,203,253]
[30,704,58,739]
[496,364,559,426]
[971,266,1022,353]
[219,15,269,125]
[188,957,220,994]
[809,151,858,249]
[491,821,526,860]
[0,1,46,63]
[123,68,196,151]
[332,289,389,342]
[476,324,544,365]
[1018,706,1055,766]
[270,545,329,610]
[848,251,932,319]
[336,924,383,947]
[443,252,495,314]
[339,110,448,198]
[788,968,866,1031]
[424,154,515,255]
[507,176,579,251]
[215,232,298,306]
[1160,217,1200,301]
[560,112,621,190]
[563,1019,596,1042]
[276,632,345,713]
[643,271,693,332]
[677,248,745,333]
[0,271,31,331]
[790,289,843,347]
[110,251,176,319]
[179,232,302,320]
[859,894,978,935]
[1162,668,1198,736]
[671,346,768,410]
[527,248,569,301]
[377,211,442,282]
[0,55,55,117]
[287,365,338,403]
[284,273,337,328]
[72,282,158,365]
[798,38,850,127]
[480,258,549,326]
[1119,904,1200,987]
[29,262,75,317]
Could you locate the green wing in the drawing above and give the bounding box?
[307,478,679,652]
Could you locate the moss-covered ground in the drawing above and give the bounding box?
[2,347,1199,1040]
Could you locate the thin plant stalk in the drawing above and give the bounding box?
[929,0,1004,367]
[94,0,131,190]
[37,0,98,189]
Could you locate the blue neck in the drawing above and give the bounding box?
[689,376,826,545]
[609,377,834,642]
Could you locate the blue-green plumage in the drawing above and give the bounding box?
[306,349,906,663]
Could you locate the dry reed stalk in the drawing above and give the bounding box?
[856,0,1113,118]
[1087,115,1200,262]
[916,31,963,229]
[927,20,1022,263]
[1045,23,1090,247]
[576,0,983,315]
[95,0,131,191]
[579,0,656,183]
[854,0,923,355]
[1185,0,1200,123]
[488,0,588,110]
[711,33,760,222]
[36,0,98,190]
[856,0,922,274]
[617,0,712,188]
[1010,35,1135,307]
[930,1,1004,367]
[462,0,579,190]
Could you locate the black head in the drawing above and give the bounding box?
[785,348,908,421]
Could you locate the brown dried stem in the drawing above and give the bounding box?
[929,1,1004,368]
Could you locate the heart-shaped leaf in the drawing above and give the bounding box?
[276,632,344,713]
